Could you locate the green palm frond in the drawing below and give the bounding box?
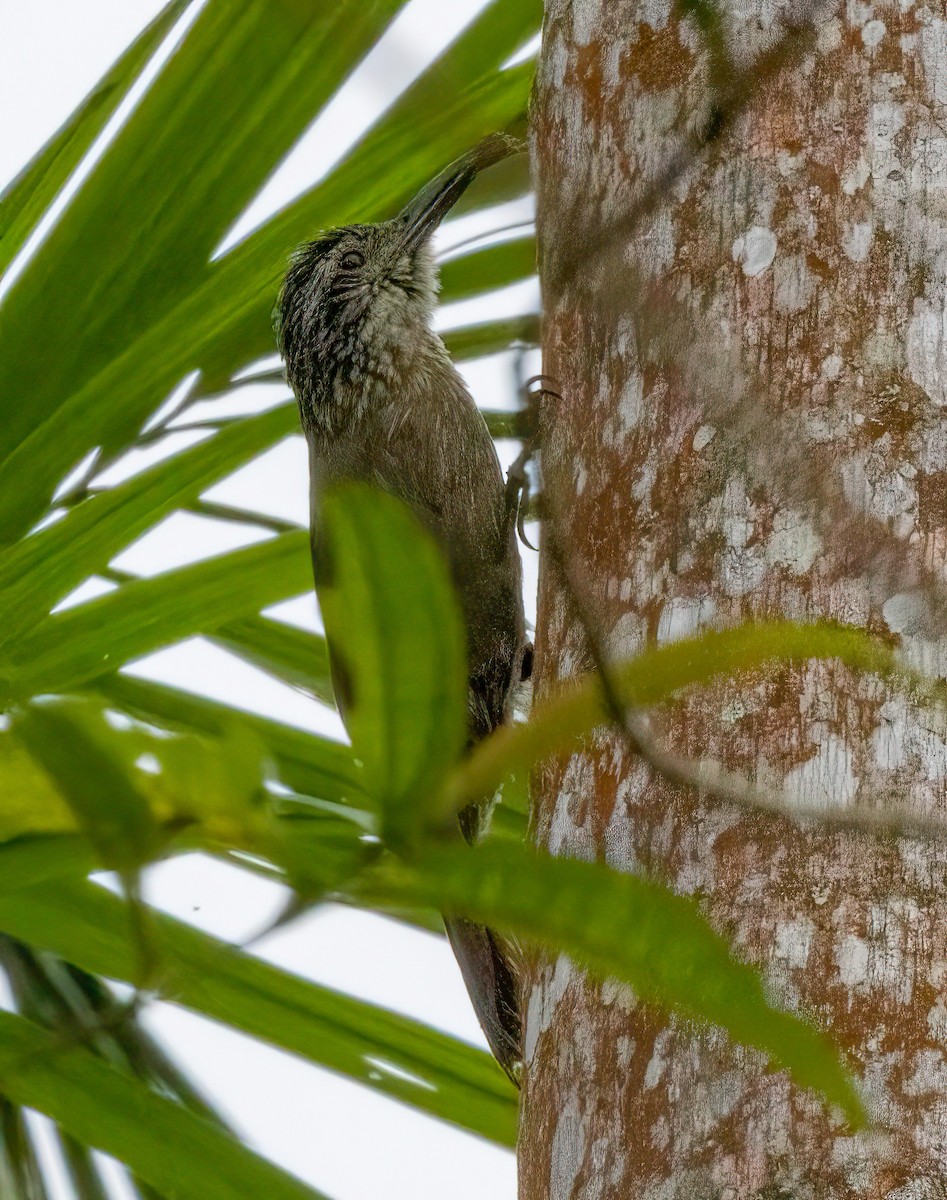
[0,1,538,1194]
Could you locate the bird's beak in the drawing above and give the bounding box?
[396,134,523,255]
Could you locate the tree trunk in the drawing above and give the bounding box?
[523,0,947,1195]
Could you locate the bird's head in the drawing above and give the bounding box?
[277,135,521,426]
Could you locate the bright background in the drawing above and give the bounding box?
[0,3,539,1197]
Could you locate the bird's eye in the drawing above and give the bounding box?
[340,250,365,271]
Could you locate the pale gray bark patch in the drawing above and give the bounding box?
[525,953,576,1065]
[550,1090,588,1198]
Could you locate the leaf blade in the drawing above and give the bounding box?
[451,620,919,811]
[15,704,159,871]
[0,405,298,646]
[439,236,535,305]
[210,615,333,706]
[95,675,365,807]
[0,0,407,461]
[319,486,468,846]
[375,841,866,1124]
[5,532,313,699]
[0,879,518,1145]
[443,314,539,361]
[0,1010,330,1200]
[0,1,189,276]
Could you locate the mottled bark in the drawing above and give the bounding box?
[523,0,947,1195]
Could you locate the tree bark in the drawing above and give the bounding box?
[523,0,947,1195]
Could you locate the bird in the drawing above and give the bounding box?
[276,135,529,1081]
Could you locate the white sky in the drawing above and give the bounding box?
[1,2,541,1197]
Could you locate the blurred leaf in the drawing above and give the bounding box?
[371,841,866,1125]
[6,693,313,862]
[4,532,312,699]
[119,713,371,896]
[319,486,467,847]
[15,704,161,873]
[55,1133,112,1200]
[450,620,918,813]
[0,695,363,891]
[1,941,228,1139]
[0,837,95,894]
[0,0,189,276]
[443,314,539,361]
[0,736,76,842]
[131,721,268,835]
[439,235,535,304]
[0,1010,329,1200]
[211,615,333,705]
[266,810,374,900]
[481,409,527,438]
[95,675,365,807]
[0,879,519,1144]
[1,940,227,1129]
[0,1097,49,1200]
[0,405,298,646]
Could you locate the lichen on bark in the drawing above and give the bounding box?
[524,0,947,1194]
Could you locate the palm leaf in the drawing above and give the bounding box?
[0,0,543,1191]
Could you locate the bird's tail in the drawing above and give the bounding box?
[443,915,521,1084]
[445,642,533,1084]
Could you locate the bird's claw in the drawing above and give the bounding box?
[523,374,563,406]
[505,445,535,549]
[504,373,562,549]
[517,502,537,551]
